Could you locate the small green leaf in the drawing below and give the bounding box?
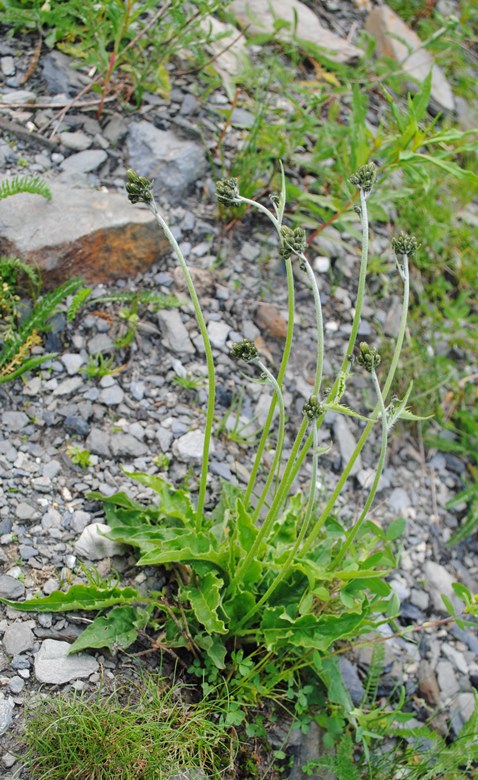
[0,584,141,612]
[385,517,406,541]
[183,570,227,634]
[68,605,150,654]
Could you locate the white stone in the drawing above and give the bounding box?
[423,560,458,613]
[74,523,129,560]
[34,639,99,684]
[207,320,230,349]
[173,430,214,463]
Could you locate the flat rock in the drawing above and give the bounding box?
[255,302,287,338]
[74,523,129,560]
[34,638,99,684]
[365,5,454,113]
[173,429,213,463]
[60,149,107,175]
[231,0,362,64]
[0,181,169,286]
[158,309,195,354]
[0,693,14,736]
[110,433,148,458]
[0,575,25,600]
[127,121,207,205]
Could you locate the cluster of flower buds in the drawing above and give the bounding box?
[125,169,153,205]
[357,342,381,373]
[230,339,258,363]
[391,232,419,257]
[215,177,240,206]
[303,395,325,420]
[280,226,307,260]
[349,162,377,193]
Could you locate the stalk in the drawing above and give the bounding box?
[148,196,215,524]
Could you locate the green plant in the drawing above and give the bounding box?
[21,674,236,780]
[3,165,426,744]
[1,0,232,110]
[67,444,92,470]
[0,174,52,201]
[81,352,120,378]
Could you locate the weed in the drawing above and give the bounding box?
[67,445,92,470]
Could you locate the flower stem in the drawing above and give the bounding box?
[148,197,215,525]
[252,360,286,522]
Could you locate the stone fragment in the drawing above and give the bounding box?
[172,266,215,296]
[53,377,84,396]
[60,149,107,175]
[338,657,365,705]
[418,660,440,706]
[61,353,85,374]
[15,502,37,521]
[99,384,125,406]
[388,487,411,514]
[333,415,362,476]
[450,692,476,736]
[127,121,207,204]
[74,523,129,560]
[0,181,170,286]
[34,639,99,684]
[207,320,230,349]
[423,561,457,613]
[2,622,35,656]
[158,309,195,354]
[110,433,148,458]
[0,576,25,600]
[1,411,29,431]
[173,430,213,463]
[255,302,287,338]
[436,659,460,699]
[41,51,86,96]
[365,5,454,112]
[86,427,112,457]
[59,131,92,151]
[0,693,14,736]
[231,0,362,64]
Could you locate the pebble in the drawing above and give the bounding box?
[74,523,129,560]
[0,576,25,600]
[173,430,211,463]
[423,561,458,613]
[34,639,99,684]
[0,693,14,736]
[2,622,35,656]
[60,130,92,151]
[333,415,362,476]
[436,660,460,699]
[60,149,108,174]
[99,384,125,406]
[2,412,29,431]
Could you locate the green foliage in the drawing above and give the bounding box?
[1,0,232,108]
[21,675,236,780]
[67,445,92,470]
[0,174,51,201]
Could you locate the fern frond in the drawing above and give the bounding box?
[0,175,52,201]
[67,286,91,322]
[0,255,41,298]
[363,643,385,705]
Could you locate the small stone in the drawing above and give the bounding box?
[34,639,99,684]
[436,660,460,699]
[255,302,287,338]
[86,427,112,457]
[64,414,90,436]
[0,576,25,600]
[0,693,14,736]
[418,660,440,706]
[99,384,125,406]
[2,751,16,768]
[158,309,195,354]
[59,131,92,151]
[130,380,145,401]
[15,502,37,521]
[423,561,458,613]
[110,433,148,458]
[1,56,15,77]
[2,622,35,656]
[410,588,429,611]
[53,376,84,396]
[8,676,25,694]
[2,411,29,431]
[42,460,62,479]
[314,256,330,273]
[173,430,213,463]
[60,149,107,174]
[61,353,85,374]
[388,487,411,514]
[338,657,365,705]
[207,320,230,349]
[74,523,129,560]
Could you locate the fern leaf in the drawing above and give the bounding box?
[0,175,52,201]
[67,286,91,322]
[0,255,41,297]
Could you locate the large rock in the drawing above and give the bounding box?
[230,0,362,63]
[366,5,454,113]
[0,181,169,287]
[127,121,208,205]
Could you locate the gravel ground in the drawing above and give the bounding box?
[1,4,477,777]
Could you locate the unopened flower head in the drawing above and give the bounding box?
[216,178,240,207]
[230,339,258,363]
[357,342,381,373]
[391,232,419,257]
[349,162,377,193]
[303,395,324,420]
[280,226,306,260]
[125,169,153,205]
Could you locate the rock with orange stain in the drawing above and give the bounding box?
[254,302,288,338]
[0,181,169,287]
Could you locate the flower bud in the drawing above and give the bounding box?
[280,226,306,259]
[349,162,377,193]
[216,178,240,206]
[391,232,419,257]
[357,342,381,373]
[125,169,153,204]
[230,339,258,362]
[303,395,324,420]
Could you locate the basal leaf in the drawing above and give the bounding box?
[123,471,197,524]
[137,531,226,569]
[183,570,227,634]
[261,607,368,652]
[0,583,141,612]
[68,605,150,654]
[196,634,227,669]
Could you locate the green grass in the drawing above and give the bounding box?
[22,675,237,780]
